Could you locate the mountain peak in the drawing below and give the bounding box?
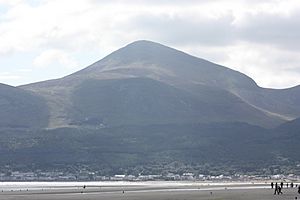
[122,40,176,53]
[107,40,187,61]
[73,40,258,92]
[75,40,209,76]
[125,40,164,47]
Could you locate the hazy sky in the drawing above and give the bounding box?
[0,0,300,88]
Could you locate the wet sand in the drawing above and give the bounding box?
[0,182,299,200]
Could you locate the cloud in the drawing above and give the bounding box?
[16,68,32,72]
[130,13,236,47]
[0,72,21,81]
[1,0,299,53]
[0,0,300,88]
[33,49,78,69]
[218,42,300,88]
[0,0,23,6]
[237,11,300,50]
[1,0,298,54]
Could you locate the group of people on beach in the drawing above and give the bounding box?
[271,182,300,195]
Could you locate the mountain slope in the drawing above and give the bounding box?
[21,40,289,128]
[75,40,258,91]
[1,40,299,173]
[232,85,300,121]
[0,122,273,173]
[0,83,49,128]
[269,117,300,162]
[76,40,299,122]
[69,78,280,127]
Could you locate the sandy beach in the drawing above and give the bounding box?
[0,181,299,200]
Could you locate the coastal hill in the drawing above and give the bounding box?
[21,40,300,129]
[0,40,299,173]
[0,83,48,128]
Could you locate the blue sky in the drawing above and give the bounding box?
[0,0,300,88]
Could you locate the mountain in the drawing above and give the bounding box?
[0,83,48,128]
[0,40,299,174]
[22,40,294,128]
[75,40,258,92]
[269,117,300,163]
[232,85,300,121]
[0,123,273,173]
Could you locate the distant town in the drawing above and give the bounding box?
[1,170,299,182]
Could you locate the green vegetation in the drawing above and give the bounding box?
[1,40,300,175]
[0,121,299,175]
[0,84,49,128]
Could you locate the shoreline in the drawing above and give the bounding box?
[0,181,299,200]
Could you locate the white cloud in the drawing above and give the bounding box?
[218,42,300,89]
[0,0,23,6]
[16,68,32,72]
[33,49,78,69]
[0,72,21,81]
[0,0,300,88]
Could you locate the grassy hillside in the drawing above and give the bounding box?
[2,40,298,174]
[0,122,275,172]
[69,78,281,128]
[21,40,293,128]
[0,84,49,128]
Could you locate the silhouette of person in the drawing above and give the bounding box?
[278,186,282,194]
[291,182,294,188]
[287,183,289,188]
[298,185,300,194]
[274,183,278,195]
[271,182,274,189]
[280,182,283,189]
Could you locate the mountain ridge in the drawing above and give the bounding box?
[20,40,299,128]
[1,40,300,173]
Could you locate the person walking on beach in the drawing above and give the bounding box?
[291,182,294,188]
[280,182,284,189]
[298,185,300,194]
[271,182,274,189]
[278,186,283,194]
[274,183,278,195]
